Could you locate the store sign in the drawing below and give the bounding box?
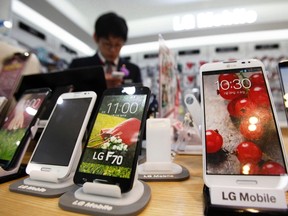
[173,8,257,31]
[210,186,287,209]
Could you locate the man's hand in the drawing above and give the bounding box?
[105,73,123,88]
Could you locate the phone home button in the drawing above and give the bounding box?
[236,180,258,185]
[41,167,51,172]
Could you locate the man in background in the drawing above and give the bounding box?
[69,12,142,88]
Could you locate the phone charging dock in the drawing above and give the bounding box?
[59,180,151,215]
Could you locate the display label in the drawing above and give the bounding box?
[72,200,113,211]
[17,184,47,193]
[210,186,287,209]
[142,174,175,179]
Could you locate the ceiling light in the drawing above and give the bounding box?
[12,0,94,56]
[121,29,288,55]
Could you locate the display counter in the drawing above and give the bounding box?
[0,129,288,216]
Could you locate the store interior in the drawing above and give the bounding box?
[2,0,288,122]
[1,0,288,215]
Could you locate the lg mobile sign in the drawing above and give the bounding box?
[173,8,257,31]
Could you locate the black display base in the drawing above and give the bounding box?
[203,185,288,216]
[0,164,27,184]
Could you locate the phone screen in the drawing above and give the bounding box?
[202,66,287,176]
[77,93,147,181]
[30,97,92,166]
[0,91,49,168]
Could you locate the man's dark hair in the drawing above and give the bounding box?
[95,12,128,42]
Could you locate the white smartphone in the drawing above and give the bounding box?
[26,91,96,180]
[200,59,288,189]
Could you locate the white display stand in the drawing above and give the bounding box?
[204,185,288,215]
[138,118,190,181]
[9,152,79,197]
[9,150,79,197]
[9,122,81,197]
[59,173,151,215]
[0,120,39,181]
[173,93,202,155]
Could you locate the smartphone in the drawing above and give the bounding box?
[200,59,288,189]
[0,88,51,170]
[74,86,150,193]
[112,71,125,79]
[26,91,96,180]
[278,60,288,118]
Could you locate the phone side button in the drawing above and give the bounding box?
[236,180,258,185]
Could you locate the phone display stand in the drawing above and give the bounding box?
[59,174,151,215]
[0,120,39,182]
[9,135,81,198]
[203,185,288,215]
[174,93,202,155]
[9,173,76,198]
[138,118,190,181]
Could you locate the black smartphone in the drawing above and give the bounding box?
[0,88,51,170]
[278,60,288,118]
[74,86,150,193]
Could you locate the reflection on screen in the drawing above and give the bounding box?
[31,97,92,166]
